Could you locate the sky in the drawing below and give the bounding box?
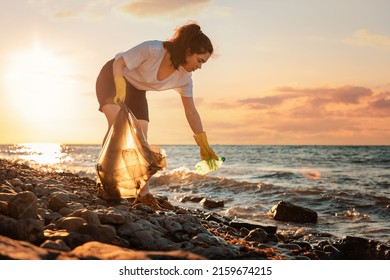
[0,0,389,145]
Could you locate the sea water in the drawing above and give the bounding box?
[1,144,389,244]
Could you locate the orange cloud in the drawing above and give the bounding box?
[237,85,379,119]
[368,91,390,116]
[200,84,390,144]
[239,86,372,108]
[238,95,292,109]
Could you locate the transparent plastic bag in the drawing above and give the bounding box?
[96,105,166,201]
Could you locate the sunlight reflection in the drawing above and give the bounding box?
[17,143,67,165]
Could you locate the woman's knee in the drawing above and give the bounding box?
[102,104,121,127]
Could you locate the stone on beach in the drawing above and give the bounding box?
[270,200,318,223]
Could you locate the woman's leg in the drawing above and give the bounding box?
[101,104,120,145]
[102,104,149,138]
[102,104,149,142]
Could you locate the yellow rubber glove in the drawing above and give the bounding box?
[193,131,219,161]
[113,76,126,105]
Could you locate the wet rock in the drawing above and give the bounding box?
[244,228,268,242]
[332,236,390,260]
[278,243,302,251]
[229,220,277,234]
[294,227,319,238]
[292,241,312,251]
[270,200,318,223]
[156,196,176,210]
[179,195,204,203]
[191,232,228,246]
[313,249,331,260]
[200,198,224,209]
[323,244,341,254]
[175,208,189,214]
[205,212,231,224]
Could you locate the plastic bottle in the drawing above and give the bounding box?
[195,157,225,175]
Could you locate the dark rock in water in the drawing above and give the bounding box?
[270,200,318,223]
[323,244,341,255]
[179,195,204,203]
[205,213,231,224]
[229,221,277,234]
[332,236,390,260]
[200,198,224,209]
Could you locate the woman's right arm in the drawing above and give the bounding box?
[113,57,126,77]
[112,57,127,104]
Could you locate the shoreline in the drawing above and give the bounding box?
[1,158,389,260]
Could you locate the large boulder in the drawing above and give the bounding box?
[270,200,318,223]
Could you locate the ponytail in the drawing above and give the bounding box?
[163,23,213,69]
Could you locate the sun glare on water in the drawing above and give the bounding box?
[17,143,70,166]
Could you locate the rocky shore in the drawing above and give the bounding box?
[1,158,389,260]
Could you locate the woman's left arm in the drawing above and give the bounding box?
[181,96,219,161]
[180,96,204,135]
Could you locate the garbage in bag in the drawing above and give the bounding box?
[96,105,166,201]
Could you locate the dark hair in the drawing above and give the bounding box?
[163,23,213,69]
